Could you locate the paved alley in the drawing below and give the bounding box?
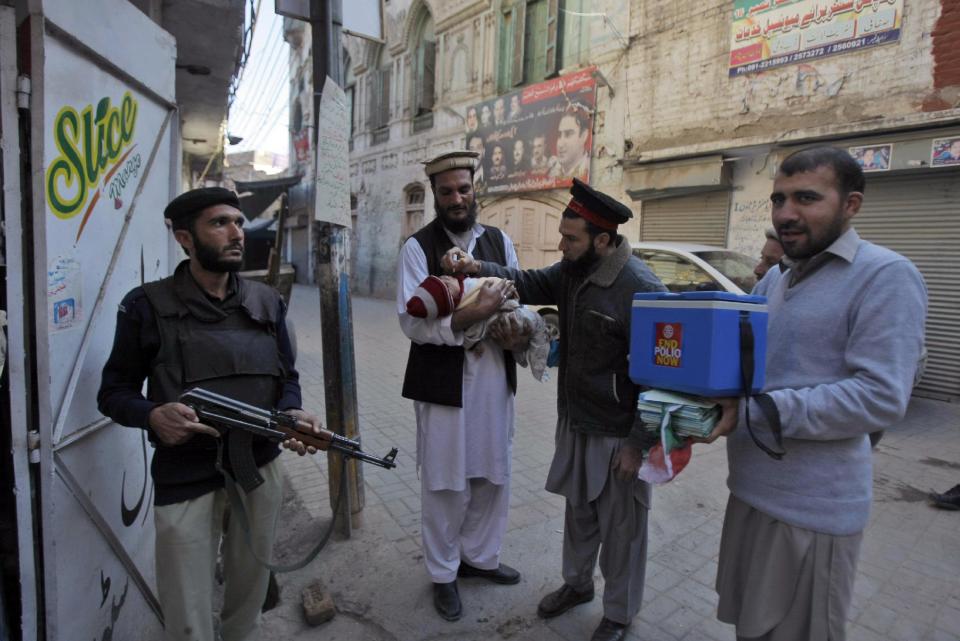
[259,285,960,641]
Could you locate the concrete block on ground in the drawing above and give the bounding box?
[302,579,336,625]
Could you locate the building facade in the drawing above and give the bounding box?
[286,0,958,399]
[285,0,641,297]
[621,0,958,399]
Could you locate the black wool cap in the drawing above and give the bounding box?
[163,187,240,223]
[567,178,632,230]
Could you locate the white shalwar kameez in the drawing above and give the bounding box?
[397,224,518,583]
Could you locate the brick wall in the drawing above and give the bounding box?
[626,0,948,155]
[926,0,960,110]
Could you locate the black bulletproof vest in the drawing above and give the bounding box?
[142,264,285,504]
[401,219,517,407]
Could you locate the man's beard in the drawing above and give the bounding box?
[436,199,479,234]
[192,235,244,272]
[561,243,600,278]
[777,209,846,259]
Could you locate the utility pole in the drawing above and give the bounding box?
[309,0,364,537]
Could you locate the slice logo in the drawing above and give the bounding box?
[654,322,683,367]
[45,92,139,241]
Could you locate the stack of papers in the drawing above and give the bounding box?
[638,389,720,439]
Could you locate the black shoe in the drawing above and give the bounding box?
[590,617,629,641]
[433,581,462,621]
[261,571,280,612]
[929,484,960,510]
[942,484,960,497]
[457,561,521,585]
[537,583,594,619]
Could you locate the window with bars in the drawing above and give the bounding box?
[559,0,590,70]
[406,187,425,207]
[497,0,560,93]
[344,51,356,151]
[366,53,391,145]
[412,12,436,133]
[402,185,426,242]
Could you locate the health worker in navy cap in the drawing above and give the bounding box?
[444,178,666,641]
[98,187,324,641]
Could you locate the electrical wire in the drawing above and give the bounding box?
[228,0,262,109]
[228,10,290,150]
[232,69,289,146]
[230,17,287,132]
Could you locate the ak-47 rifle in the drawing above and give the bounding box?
[180,387,397,573]
[180,387,398,470]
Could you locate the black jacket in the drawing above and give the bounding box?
[479,238,666,441]
[97,261,300,505]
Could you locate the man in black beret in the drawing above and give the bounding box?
[443,178,666,641]
[98,187,324,641]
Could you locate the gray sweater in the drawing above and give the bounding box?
[728,228,927,536]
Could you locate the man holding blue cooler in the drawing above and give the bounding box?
[704,147,927,640]
[443,179,666,641]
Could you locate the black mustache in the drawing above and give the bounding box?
[776,223,806,234]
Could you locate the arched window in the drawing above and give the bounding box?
[412,10,436,132]
[402,184,426,242]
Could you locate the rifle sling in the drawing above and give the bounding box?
[217,441,347,573]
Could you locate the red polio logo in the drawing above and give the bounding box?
[654,322,682,367]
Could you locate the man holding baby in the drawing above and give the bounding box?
[396,150,523,622]
[444,178,666,641]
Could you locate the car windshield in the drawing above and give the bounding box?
[694,251,757,292]
[633,250,722,293]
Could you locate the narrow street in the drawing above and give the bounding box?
[260,285,960,641]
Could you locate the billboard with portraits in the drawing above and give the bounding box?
[465,67,597,196]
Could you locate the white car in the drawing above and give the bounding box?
[631,242,757,295]
[537,242,757,337]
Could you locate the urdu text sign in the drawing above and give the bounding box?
[314,76,351,227]
[729,0,902,77]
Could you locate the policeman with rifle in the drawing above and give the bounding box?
[97,188,394,641]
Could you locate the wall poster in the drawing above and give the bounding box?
[465,67,597,196]
[729,0,903,77]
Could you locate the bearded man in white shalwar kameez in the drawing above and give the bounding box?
[396,150,522,622]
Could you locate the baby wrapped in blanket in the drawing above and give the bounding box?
[405,274,550,381]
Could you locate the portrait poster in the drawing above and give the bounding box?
[848,143,891,172]
[465,67,597,196]
[931,137,960,168]
[729,0,903,77]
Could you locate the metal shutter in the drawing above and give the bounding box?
[854,170,960,400]
[640,190,731,245]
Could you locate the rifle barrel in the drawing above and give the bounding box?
[181,387,398,469]
[330,443,398,469]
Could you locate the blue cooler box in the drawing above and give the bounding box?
[629,291,768,397]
